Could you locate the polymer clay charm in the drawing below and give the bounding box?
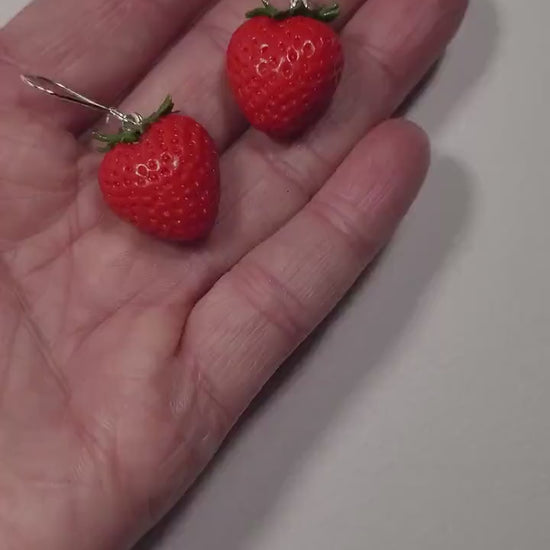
[227,0,344,138]
[22,75,220,242]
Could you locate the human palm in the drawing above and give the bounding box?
[0,0,467,548]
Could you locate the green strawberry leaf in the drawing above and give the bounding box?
[246,1,340,22]
[92,96,175,152]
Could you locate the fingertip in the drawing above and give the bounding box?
[367,118,431,183]
[383,117,430,152]
[391,118,431,178]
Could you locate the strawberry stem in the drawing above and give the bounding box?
[246,0,339,22]
[93,96,174,152]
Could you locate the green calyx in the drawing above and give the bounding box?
[93,96,174,152]
[246,0,339,22]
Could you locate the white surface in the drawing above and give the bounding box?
[2,1,549,549]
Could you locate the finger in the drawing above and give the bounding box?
[194,0,467,266]
[0,0,218,132]
[178,119,430,416]
[117,0,365,147]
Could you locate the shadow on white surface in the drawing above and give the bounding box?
[410,0,500,135]
[135,2,498,549]
[0,0,25,26]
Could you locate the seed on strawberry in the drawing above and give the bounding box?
[227,0,344,139]
[96,97,220,242]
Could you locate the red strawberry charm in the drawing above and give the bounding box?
[96,98,220,242]
[20,75,220,242]
[227,0,344,139]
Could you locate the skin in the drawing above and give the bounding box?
[0,0,468,548]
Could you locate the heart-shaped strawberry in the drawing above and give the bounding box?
[20,76,220,242]
[227,0,344,139]
[96,98,220,242]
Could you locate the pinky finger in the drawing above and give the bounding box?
[179,119,430,417]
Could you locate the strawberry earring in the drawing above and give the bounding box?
[226,0,344,139]
[21,75,220,242]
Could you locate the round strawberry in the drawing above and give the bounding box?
[96,97,220,242]
[227,0,344,139]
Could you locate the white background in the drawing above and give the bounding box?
[2,1,549,549]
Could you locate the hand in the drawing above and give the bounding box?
[0,0,467,548]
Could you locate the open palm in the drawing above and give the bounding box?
[0,0,466,548]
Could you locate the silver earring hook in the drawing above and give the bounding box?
[290,0,312,8]
[261,0,313,8]
[20,75,144,131]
